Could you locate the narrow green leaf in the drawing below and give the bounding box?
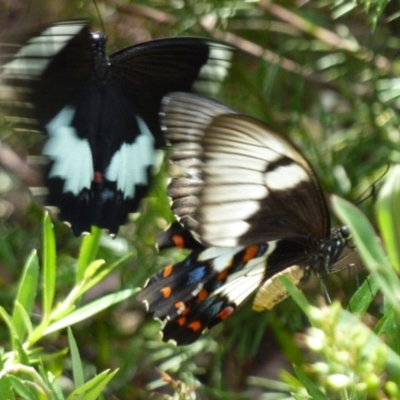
[77,227,102,283]
[68,327,85,389]
[66,369,118,400]
[349,275,379,315]
[0,306,17,345]
[8,375,38,400]
[12,250,39,341]
[332,195,388,268]
[376,165,400,273]
[44,288,139,335]
[375,306,395,336]
[375,305,400,359]
[42,212,57,318]
[44,370,64,400]
[293,365,326,400]
[332,196,400,318]
[80,369,118,400]
[14,336,30,365]
[78,253,133,297]
[0,376,16,400]
[12,302,34,342]
[279,276,309,315]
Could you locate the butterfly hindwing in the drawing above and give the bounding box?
[138,241,274,345]
[138,235,313,345]
[156,222,205,251]
[0,22,233,235]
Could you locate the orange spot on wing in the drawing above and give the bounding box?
[188,321,202,332]
[243,245,259,262]
[172,234,184,248]
[182,307,190,315]
[177,316,186,326]
[160,287,171,298]
[216,270,228,281]
[217,306,235,320]
[163,265,173,278]
[196,289,208,301]
[174,301,184,310]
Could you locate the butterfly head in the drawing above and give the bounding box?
[312,225,351,275]
[90,31,108,76]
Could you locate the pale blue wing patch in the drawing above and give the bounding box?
[105,116,155,199]
[43,105,93,194]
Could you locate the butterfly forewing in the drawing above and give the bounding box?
[0,22,233,236]
[161,93,330,247]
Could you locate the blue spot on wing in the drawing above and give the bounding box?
[187,265,207,284]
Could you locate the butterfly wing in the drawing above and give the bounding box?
[0,24,233,235]
[110,37,233,146]
[138,234,309,345]
[161,93,330,247]
[0,20,92,126]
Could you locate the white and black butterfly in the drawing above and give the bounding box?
[137,92,350,345]
[0,20,232,236]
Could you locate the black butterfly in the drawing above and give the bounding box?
[0,20,232,236]
[137,92,350,345]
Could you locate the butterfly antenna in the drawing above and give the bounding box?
[356,162,390,205]
[93,0,106,34]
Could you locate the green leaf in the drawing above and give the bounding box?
[80,369,118,400]
[279,275,309,315]
[68,327,85,389]
[0,306,17,346]
[12,250,39,341]
[331,196,400,319]
[12,302,33,342]
[8,375,38,400]
[66,369,118,400]
[14,336,30,365]
[293,365,326,400]
[42,212,57,318]
[79,253,133,297]
[348,275,379,315]
[0,375,16,400]
[376,165,400,273]
[43,288,139,335]
[44,370,65,400]
[77,227,102,283]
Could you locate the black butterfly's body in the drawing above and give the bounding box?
[137,93,349,345]
[0,21,232,235]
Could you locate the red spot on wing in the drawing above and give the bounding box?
[174,301,184,310]
[188,321,202,332]
[163,265,173,278]
[94,171,103,184]
[172,234,184,249]
[160,287,172,298]
[243,245,259,262]
[177,316,186,326]
[217,306,235,320]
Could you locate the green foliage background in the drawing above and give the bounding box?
[1,0,400,399]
